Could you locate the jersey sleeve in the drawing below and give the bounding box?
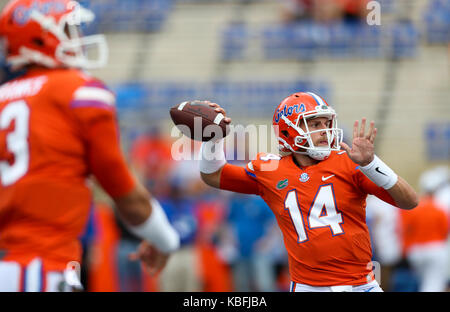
[224,152,281,195]
[69,80,136,198]
[354,169,397,207]
[220,163,260,195]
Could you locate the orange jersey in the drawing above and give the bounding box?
[220,151,396,286]
[0,68,135,270]
[400,196,449,254]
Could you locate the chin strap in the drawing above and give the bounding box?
[306,149,331,161]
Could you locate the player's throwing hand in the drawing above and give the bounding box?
[340,118,377,167]
[208,101,232,124]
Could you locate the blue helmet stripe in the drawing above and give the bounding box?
[306,92,326,107]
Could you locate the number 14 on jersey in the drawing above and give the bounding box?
[284,184,344,243]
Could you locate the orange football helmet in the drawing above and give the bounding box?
[272,92,343,160]
[0,0,108,70]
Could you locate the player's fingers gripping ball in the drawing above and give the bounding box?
[170,100,231,142]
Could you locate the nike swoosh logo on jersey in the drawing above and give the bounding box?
[375,167,387,176]
[322,175,335,181]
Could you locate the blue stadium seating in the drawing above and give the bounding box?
[261,24,293,59]
[378,0,395,13]
[354,24,383,58]
[289,23,323,60]
[222,21,419,61]
[425,122,450,161]
[221,23,250,61]
[390,22,419,58]
[79,0,173,33]
[113,80,331,119]
[423,0,450,43]
[115,82,150,111]
[326,23,357,59]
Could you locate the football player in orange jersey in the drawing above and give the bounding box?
[0,0,179,291]
[199,92,418,292]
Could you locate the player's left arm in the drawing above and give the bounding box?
[340,118,418,210]
[70,82,179,273]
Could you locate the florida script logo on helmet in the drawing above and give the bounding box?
[13,1,67,25]
[274,102,306,123]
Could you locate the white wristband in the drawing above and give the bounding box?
[199,139,226,174]
[359,155,398,190]
[126,198,180,253]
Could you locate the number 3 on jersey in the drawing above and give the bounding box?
[285,185,344,243]
[0,100,30,186]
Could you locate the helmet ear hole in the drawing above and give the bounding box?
[32,38,44,47]
[281,130,289,138]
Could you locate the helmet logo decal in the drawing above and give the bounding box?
[274,103,305,123]
[13,1,66,25]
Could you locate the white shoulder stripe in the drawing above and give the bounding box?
[73,86,115,106]
[247,162,255,171]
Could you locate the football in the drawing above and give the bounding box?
[170,100,230,142]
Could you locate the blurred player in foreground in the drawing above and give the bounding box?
[0,0,179,291]
[199,92,418,292]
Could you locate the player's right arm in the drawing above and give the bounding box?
[201,162,260,194]
[200,166,222,189]
[200,103,260,195]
